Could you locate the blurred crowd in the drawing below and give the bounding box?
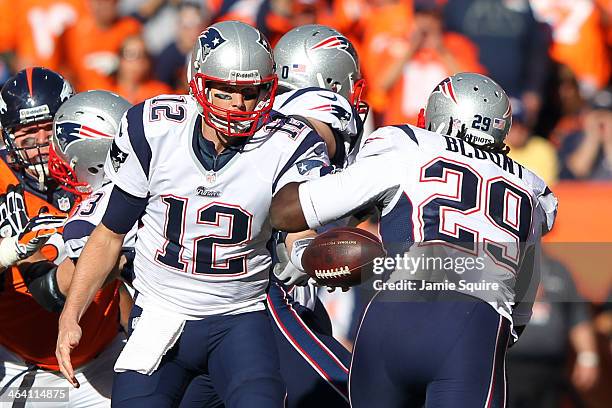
[0,0,610,407]
[1,0,611,183]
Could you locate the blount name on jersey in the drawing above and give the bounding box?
[443,135,524,179]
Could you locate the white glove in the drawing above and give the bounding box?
[273,241,310,287]
[0,210,67,268]
[274,261,310,287]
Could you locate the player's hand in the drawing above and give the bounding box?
[274,261,309,287]
[325,285,350,293]
[0,207,66,268]
[56,317,82,388]
[274,240,310,286]
[307,278,350,293]
[15,208,67,259]
[0,184,28,238]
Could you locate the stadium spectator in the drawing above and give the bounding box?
[507,253,600,407]
[0,0,83,72]
[507,100,559,185]
[444,0,551,127]
[597,0,612,47]
[559,87,612,180]
[548,65,588,147]
[260,0,330,47]
[211,0,268,26]
[155,1,208,92]
[64,0,141,91]
[323,0,371,45]
[111,34,172,103]
[119,0,183,55]
[357,0,413,117]
[530,0,611,99]
[594,290,612,356]
[362,0,483,126]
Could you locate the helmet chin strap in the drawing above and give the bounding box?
[435,122,448,135]
[22,162,49,192]
[316,73,326,89]
[35,163,49,192]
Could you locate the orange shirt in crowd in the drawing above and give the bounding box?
[261,0,332,47]
[318,0,367,62]
[0,159,120,371]
[531,0,611,93]
[111,80,174,105]
[595,0,612,45]
[361,1,483,126]
[63,12,141,92]
[360,1,414,113]
[382,34,485,126]
[0,0,83,71]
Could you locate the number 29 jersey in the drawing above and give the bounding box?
[104,95,329,318]
[299,125,558,328]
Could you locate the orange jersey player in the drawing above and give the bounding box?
[0,67,124,407]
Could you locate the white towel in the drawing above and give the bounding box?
[114,306,186,375]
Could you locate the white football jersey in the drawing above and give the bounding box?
[273,88,361,309]
[274,87,358,165]
[104,95,329,317]
[299,125,558,329]
[63,181,138,259]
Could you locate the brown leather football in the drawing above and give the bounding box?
[302,227,386,287]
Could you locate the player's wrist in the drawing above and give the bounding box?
[58,309,81,327]
[290,237,314,271]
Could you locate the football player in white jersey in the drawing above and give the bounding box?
[270,24,368,298]
[178,24,365,408]
[270,72,558,407]
[49,90,136,265]
[266,24,367,406]
[56,21,329,408]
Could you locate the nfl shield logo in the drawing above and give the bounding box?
[58,196,71,212]
[205,171,216,185]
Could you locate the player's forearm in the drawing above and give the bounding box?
[270,183,309,232]
[56,258,75,295]
[297,157,397,229]
[305,117,337,158]
[60,224,125,322]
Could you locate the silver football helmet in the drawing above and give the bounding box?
[424,73,512,151]
[274,24,367,115]
[188,20,277,137]
[49,90,131,196]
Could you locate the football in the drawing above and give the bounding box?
[302,227,386,288]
